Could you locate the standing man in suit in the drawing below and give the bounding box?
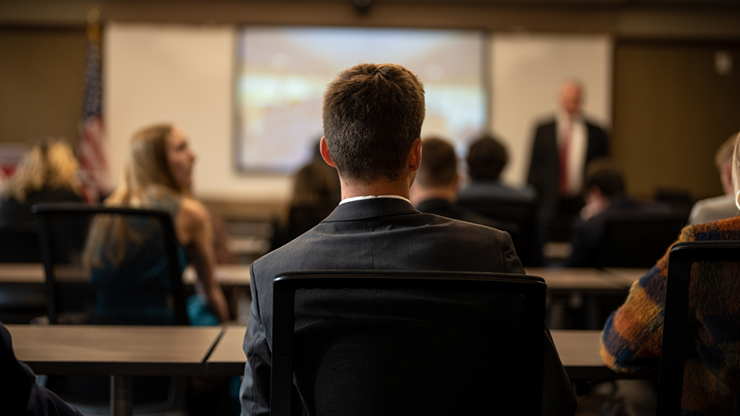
[527,80,609,241]
[240,63,576,416]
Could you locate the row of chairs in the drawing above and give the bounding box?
[269,242,737,415]
[458,197,688,267]
[0,204,729,413]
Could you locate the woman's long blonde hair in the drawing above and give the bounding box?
[86,124,185,268]
[3,138,80,202]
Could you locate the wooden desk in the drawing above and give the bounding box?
[0,263,251,287]
[206,324,249,376]
[203,327,630,382]
[551,330,626,380]
[604,268,650,288]
[7,324,224,416]
[526,267,628,294]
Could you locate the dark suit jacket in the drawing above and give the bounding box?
[240,198,576,416]
[0,323,82,416]
[527,118,609,223]
[564,196,644,268]
[415,197,519,236]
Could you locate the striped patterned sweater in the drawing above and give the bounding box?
[601,216,740,415]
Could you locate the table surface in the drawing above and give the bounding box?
[203,326,628,380]
[7,324,634,381]
[525,267,629,292]
[0,263,251,286]
[7,324,223,376]
[603,268,650,287]
[1,263,643,293]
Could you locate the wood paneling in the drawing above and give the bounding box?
[0,28,86,146]
[612,40,740,200]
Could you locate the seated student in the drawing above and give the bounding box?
[458,133,535,202]
[270,148,341,250]
[601,133,740,415]
[0,138,84,225]
[241,63,576,416]
[409,137,513,230]
[689,131,740,224]
[0,322,82,416]
[564,158,655,267]
[85,124,229,325]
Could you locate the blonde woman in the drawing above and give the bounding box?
[0,139,84,225]
[88,124,228,325]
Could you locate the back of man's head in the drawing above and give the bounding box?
[466,134,508,181]
[416,137,457,189]
[322,63,425,184]
[584,158,625,198]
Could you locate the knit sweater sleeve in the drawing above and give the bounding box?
[600,225,695,374]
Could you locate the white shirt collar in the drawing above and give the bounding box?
[339,194,412,205]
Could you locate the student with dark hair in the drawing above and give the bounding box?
[564,158,646,267]
[410,137,512,230]
[459,134,535,202]
[240,63,576,416]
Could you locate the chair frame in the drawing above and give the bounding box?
[656,241,740,415]
[32,203,189,325]
[270,270,547,416]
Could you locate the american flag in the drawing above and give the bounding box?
[78,22,109,203]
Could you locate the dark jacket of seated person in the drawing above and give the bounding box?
[0,323,83,416]
[458,133,536,202]
[564,159,663,267]
[242,65,576,416]
[410,138,519,234]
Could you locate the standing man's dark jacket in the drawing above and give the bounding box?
[527,119,609,224]
[240,197,576,416]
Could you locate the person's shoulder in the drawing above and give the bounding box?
[427,211,512,239]
[533,117,557,130]
[689,195,738,225]
[178,197,211,225]
[690,215,740,238]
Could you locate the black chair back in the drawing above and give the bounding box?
[457,197,543,266]
[657,241,740,415]
[33,203,189,325]
[0,223,41,263]
[271,270,546,416]
[597,211,687,268]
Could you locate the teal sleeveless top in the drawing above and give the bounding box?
[90,194,188,325]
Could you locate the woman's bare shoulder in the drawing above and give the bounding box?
[178,197,211,228]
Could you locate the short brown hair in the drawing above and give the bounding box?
[584,158,625,197]
[322,63,425,183]
[417,137,457,188]
[466,134,508,180]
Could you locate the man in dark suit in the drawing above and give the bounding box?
[527,80,609,241]
[410,137,514,231]
[240,63,576,416]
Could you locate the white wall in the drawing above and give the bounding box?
[105,25,611,200]
[105,23,292,202]
[489,34,612,186]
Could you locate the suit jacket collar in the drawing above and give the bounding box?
[324,197,419,222]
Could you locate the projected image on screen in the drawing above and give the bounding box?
[236,27,486,173]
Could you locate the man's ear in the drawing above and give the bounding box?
[408,138,423,172]
[320,136,336,168]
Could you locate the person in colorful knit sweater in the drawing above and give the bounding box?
[601,133,740,415]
